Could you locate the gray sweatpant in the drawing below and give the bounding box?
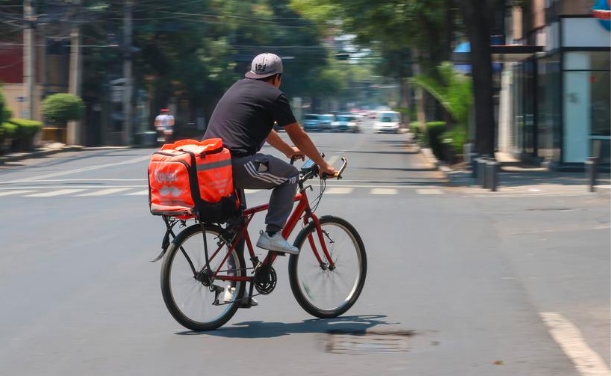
[231,153,299,233]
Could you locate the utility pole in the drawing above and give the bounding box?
[68,0,82,145]
[123,0,134,145]
[23,0,35,120]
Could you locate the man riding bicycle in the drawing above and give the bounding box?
[203,53,336,256]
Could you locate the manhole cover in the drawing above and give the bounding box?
[325,330,414,354]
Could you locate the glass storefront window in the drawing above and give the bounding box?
[590,71,610,137]
[563,51,610,164]
[564,51,610,71]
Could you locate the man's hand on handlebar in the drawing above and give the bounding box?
[284,146,305,161]
[319,161,338,177]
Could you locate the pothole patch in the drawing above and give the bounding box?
[325,329,415,354]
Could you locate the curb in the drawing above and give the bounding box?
[419,147,457,184]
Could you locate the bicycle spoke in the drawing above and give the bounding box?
[289,217,367,318]
[161,224,246,331]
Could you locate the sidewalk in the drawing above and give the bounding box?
[420,147,611,196]
[0,142,131,166]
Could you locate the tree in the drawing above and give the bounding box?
[458,0,496,156]
[289,0,452,125]
[42,93,84,127]
[412,61,473,156]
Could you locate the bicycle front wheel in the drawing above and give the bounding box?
[160,223,246,331]
[288,216,367,318]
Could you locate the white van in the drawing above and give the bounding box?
[373,111,401,134]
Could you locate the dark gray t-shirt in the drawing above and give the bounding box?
[203,79,297,156]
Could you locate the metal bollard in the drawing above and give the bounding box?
[486,161,500,191]
[469,153,479,179]
[585,157,598,192]
[477,158,487,188]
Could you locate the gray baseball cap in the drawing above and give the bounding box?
[245,53,283,79]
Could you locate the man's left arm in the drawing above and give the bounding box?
[267,129,297,158]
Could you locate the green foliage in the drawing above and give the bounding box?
[411,61,472,158]
[424,121,446,160]
[290,0,451,76]
[441,124,467,156]
[0,122,17,152]
[78,0,335,117]
[411,62,473,126]
[9,118,43,138]
[0,122,17,138]
[42,94,84,127]
[0,84,11,124]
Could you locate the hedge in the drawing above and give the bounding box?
[0,119,43,153]
[9,118,43,138]
[425,121,447,160]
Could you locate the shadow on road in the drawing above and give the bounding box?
[175,314,399,338]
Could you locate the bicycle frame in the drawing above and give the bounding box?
[212,188,335,283]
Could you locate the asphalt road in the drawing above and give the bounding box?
[0,124,608,376]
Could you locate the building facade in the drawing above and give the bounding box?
[502,0,610,169]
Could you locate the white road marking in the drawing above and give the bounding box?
[23,178,147,182]
[0,184,449,198]
[2,155,151,184]
[416,188,444,195]
[25,189,87,197]
[326,187,354,195]
[126,190,149,196]
[0,190,35,197]
[77,188,132,197]
[371,188,397,195]
[540,312,610,376]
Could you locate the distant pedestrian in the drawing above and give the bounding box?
[155,108,175,144]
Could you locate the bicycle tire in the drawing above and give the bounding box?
[160,223,246,331]
[288,215,367,318]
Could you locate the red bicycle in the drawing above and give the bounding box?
[155,157,367,331]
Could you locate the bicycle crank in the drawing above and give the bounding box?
[253,264,277,295]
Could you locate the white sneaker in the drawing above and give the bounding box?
[256,231,299,255]
[223,286,258,306]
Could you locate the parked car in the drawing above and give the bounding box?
[373,111,402,134]
[318,114,335,131]
[331,114,361,133]
[303,114,322,132]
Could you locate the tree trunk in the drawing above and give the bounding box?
[399,77,411,127]
[459,0,496,157]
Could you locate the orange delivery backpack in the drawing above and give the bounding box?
[148,138,239,223]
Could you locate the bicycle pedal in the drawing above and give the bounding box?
[271,251,286,257]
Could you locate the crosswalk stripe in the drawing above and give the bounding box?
[416,188,444,195]
[125,189,149,196]
[0,186,450,198]
[0,190,35,197]
[25,189,87,197]
[326,187,354,195]
[371,188,398,195]
[77,188,132,197]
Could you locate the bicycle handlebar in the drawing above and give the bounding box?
[293,154,347,184]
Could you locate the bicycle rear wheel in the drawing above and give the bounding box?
[160,223,246,331]
[288,216,367,318]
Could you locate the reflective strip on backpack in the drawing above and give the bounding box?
[196,158,232,171]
